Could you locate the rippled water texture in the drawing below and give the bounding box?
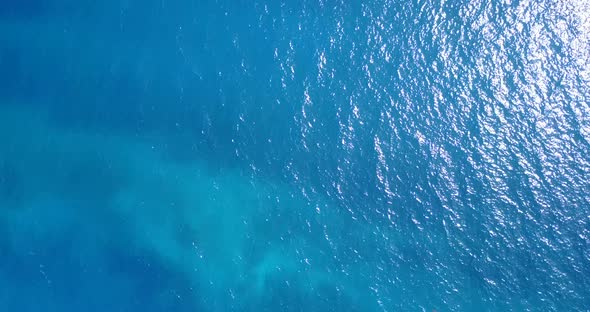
[1,0,589,311]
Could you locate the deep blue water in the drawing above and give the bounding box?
[1,0,589,311]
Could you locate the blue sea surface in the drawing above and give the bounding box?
[1,0,589,311]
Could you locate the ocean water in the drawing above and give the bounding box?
[1,0,589,311]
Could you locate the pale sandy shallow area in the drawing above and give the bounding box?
[0,105,384,311]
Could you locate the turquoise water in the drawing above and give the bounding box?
[1,0,589,311]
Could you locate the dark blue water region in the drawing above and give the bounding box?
[1,0,589,311]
